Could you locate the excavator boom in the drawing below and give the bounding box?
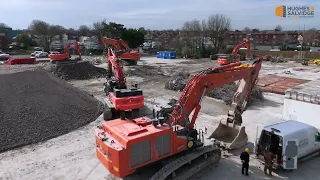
[101,37,123,51]
[106,48,126,89]
[101,37,141,64]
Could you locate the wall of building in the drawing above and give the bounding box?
[283,99,320,129]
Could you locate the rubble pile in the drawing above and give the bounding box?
[0,69,104,152]
[165,72,264,105]
[43,61,108,80]
[83,56,104,65]
[208,82,264,105]
[164,72,190,91]
[208,83,238,105]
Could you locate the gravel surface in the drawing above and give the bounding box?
[43,61,108,80]
[0,69,104,153]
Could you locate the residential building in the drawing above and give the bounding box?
[227,30,299,46]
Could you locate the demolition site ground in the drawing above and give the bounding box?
[1,56,320,180]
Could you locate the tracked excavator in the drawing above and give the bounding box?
[218,37,251,65]
[102,47,144,121]
[95,58,262,179]
[101,37,141,65]
[49,41,81,64]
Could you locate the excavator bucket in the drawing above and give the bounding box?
[208,120,248,150]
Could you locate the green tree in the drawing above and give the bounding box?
[121,28,144,48]
[78,25,90,36]
[15,33,33,48]
[102,22,125,39]
[138,27,147,35]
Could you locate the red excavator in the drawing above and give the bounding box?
[102,47,144,121]
[218,38,251,65]
[49,41,81,64]
[101,37,140,65]
[95,58,262,179]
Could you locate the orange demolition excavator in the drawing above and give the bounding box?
[218,38,251,65]
[95,58,263,179]
[49,41,81,63]
[101,37,141,65]
[102,47,144,121]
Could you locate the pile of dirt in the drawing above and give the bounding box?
[43,61,108,80]
[164,72,190,91]
[0,69,104,152]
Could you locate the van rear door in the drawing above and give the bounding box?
[283,140,298,169]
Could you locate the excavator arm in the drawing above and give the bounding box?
[106,48,127,89]
[118,39,129,51]
[101,37,123,51]
[64,41,81,57]
[158,58,262,130]
[231,39,251,58]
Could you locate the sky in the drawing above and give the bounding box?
[0,0,319,30]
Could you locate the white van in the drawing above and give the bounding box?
[255,120,320,170]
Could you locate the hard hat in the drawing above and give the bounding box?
[245,148,249,152]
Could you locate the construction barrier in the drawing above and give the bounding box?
[5,57,36,65]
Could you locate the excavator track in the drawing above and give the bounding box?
[150,145,221,180]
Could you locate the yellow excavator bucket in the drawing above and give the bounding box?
[208,120,248,150]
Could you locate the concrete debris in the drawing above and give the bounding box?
[208,83,238,105]
[43,61,108,80]
[164,72,190,91]
[208,82,264,105]
[0,69,104,153]
[284,70,292,74]
[83,56,104,65]
[165,73,263,105]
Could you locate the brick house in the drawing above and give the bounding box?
[227,30,299,46]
